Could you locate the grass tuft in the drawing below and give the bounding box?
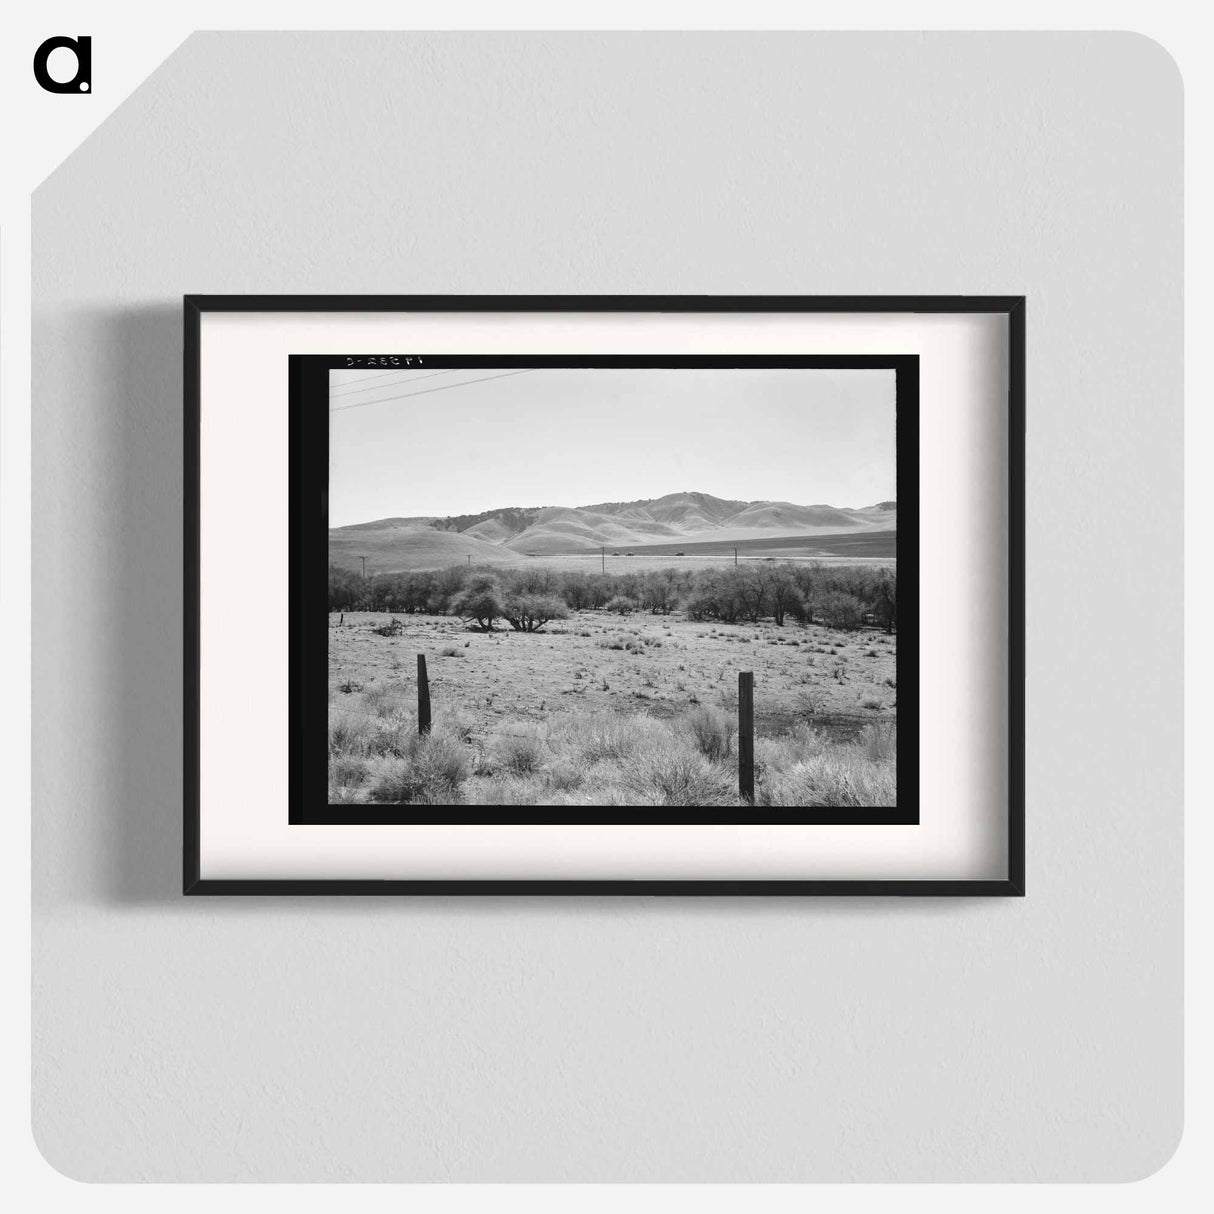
[623,746,735,807]
[366,732,471,804]
[685,705,733,762]
[490,729,547,776]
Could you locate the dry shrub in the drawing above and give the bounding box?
[548,784,635,807]
[756,720,896,808]
[546,759,585,792]
[330,755,369,789]
[812,592,866,631]
[465,775,545,806]
[366,733,471,804]
[685,706,733,762]
[760,755,895,808]
[598,633,645,653]
[361,684,410,718]
[365,758,425,804]
[754,724,825,772]
[328,709,372,755]
[329,701,417,758]
[623,745,736,807]
[861,721,897,763]
[410,789,464,806]
[490,728,546,776]
[413,733,472,790]
[365,718,416,758]
[433,705,475,743]
[559,713,645,764]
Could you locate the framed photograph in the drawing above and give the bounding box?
[185,296,1024,895]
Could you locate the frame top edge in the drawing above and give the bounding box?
[182,293,1026,315]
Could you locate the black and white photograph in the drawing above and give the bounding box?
[311,357,915,816]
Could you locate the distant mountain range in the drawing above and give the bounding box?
[330,491,896,572]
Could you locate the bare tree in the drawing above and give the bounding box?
[764,566,798,626]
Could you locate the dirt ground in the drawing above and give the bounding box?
[329,610,897,743]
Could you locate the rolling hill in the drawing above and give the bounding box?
[330,491,895,572]
[328,526,516,572]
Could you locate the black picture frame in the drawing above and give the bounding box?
[184,295,1025,897]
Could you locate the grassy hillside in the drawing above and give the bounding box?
[332,492,897,570]
[725,502,861,531]
[328,527,515,574]
[331,528,896,572]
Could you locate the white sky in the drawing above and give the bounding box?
[328,367,895,526]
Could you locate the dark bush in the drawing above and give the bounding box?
[604,595,638,615]
[502,594,570,633]
[813,590,867,631]
[449,575,502,630]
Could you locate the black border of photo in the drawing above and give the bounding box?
[296,353,917,827]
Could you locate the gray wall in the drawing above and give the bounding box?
[32,33,1182,1181]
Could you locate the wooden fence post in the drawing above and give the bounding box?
[739,670,754,804]
[417,654,432,735]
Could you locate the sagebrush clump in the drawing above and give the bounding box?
[365,733,471,804]
[686,705,733,762]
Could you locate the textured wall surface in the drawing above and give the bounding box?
[32,33,1182,1181]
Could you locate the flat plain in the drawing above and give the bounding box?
[328,605,897,808]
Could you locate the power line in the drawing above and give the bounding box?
[329,368,537,414]
[329,366,411,388]
[328,368,460,399]
[327,366,432,396]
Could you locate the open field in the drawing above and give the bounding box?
[330,530,895,576]
[622,530,896,560]
[328,608,897,807]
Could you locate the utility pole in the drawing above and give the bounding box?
[734,547,738,567]
[360,556,367,579]
[601,546,605,574]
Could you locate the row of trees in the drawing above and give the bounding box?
[328,562,897,632]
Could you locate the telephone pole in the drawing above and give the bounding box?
[734,547,738,567]
[601,546,605,573]
[360,556,367,579]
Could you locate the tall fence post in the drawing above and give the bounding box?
[738,670,754,804]
[417,654,432,735]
